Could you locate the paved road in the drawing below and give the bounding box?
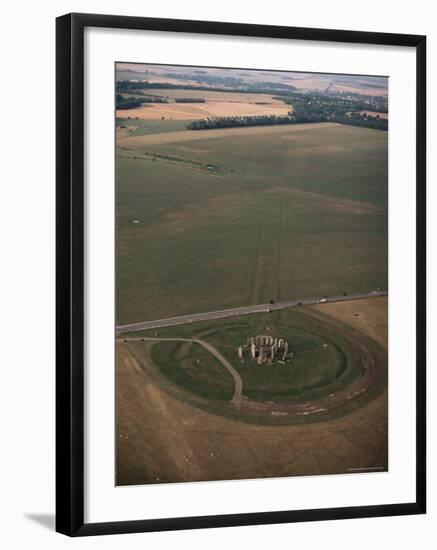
[116,290,387,334]
[119,336,243,407]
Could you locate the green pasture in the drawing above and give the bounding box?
[125,307,387,425]
[116,117,192,136]
[116,123,388,324]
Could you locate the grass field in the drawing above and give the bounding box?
[116,123,387,324]
[140,89,289,103]
[116,121,338,147]
[121,299,387,424]
[116,297,388,485]
[150,339,235,402]
[146,308,362,405]
[116,118,193,138]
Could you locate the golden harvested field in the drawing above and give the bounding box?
[290,77,387,97]
[116,297,388,485]
[117,121,340,148]
[145,76,204,86]
[116,99,291,121]
[115,126,133,139]
[310,296,388,348]
[333,84,388,97]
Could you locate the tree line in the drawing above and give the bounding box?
[174,98,206,103]
[186,111,387,132]
[333,113,388,131]
[116,94,168,109]
[187,114,296,130]
[116,79,297,96]
[277,91,388,130]
[116,94,143,109]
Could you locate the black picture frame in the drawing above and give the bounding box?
[56,12,426,537]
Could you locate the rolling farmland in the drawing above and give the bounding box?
[115,64,388,487]
[116,122,387,325]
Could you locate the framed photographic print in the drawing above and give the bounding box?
[56,13,426,536]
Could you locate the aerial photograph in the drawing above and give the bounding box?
[115,62,388,486]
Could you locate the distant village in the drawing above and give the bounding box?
[237,335,293,366]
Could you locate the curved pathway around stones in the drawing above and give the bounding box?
[119,336,243,407]
[119,312,380,417]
